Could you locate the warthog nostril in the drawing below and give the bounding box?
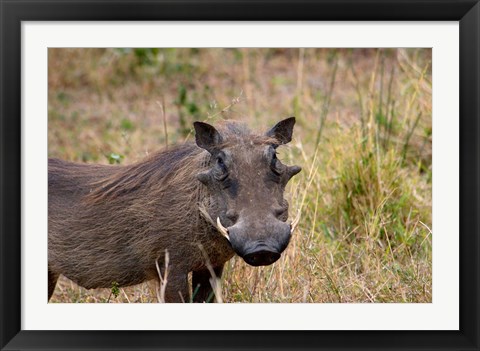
[243,250,281,267]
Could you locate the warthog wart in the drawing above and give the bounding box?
[48,117,301,302]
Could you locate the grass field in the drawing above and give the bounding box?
[48,48,432,303]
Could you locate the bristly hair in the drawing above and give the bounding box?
[85,143,206,204]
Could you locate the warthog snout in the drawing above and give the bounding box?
[218,216,292,266]
[243,250,281,266]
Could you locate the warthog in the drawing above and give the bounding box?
[48,117,301,302]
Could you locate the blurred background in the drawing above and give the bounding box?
[49,48,432,303]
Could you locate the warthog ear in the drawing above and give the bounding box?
[193,121,223,154]
[266,117,296,146]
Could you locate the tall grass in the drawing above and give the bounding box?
[48,48,431,303]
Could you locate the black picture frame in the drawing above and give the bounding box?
[1,1,479,350]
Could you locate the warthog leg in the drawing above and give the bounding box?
[192,266,224,303]
[48,268,59,301]
[161,274,188,303]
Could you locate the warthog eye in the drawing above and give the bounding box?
[270,153,286,176]
[214,155,228,181]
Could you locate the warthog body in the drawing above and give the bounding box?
[49,118,301,302]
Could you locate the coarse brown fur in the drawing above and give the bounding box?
[48,121,286,303]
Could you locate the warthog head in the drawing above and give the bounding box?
[194,117,302,266]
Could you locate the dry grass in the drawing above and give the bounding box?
[48,48,431,303]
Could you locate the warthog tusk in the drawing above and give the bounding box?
[289,211,301,234]
[216,217,230,242]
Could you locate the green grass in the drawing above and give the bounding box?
[48,48,431,303]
